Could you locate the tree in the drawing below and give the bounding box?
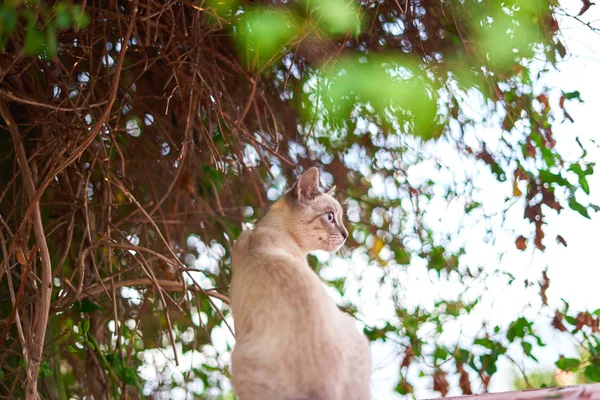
[0,0,599,398]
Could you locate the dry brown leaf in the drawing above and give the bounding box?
[457,362,472,395]
[433,369,449,397]
[16,247,27,266]
[516,235,527,251]
[579,0,595,15]
[552,311,567,332]
[539,269,550,306]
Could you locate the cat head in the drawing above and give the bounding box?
[283,167,348,253]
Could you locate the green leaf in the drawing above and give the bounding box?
[433,346,449,361]
[568,198,590,219]
[480,353,499,376]
[533,334,546,347]
[521,341,538,362]
[474,338,495,350]
[123,366,141,388]
[24,12,45,56]
[308,54,440,138]
[83,319,90,334]
[206,0,239,18]
[539,170,570,187]
[427,246,446,275]
[0,4,18,36]
[455,348,471,365]
[563,91,582,101]
[565,314,578,326]
[394,247,411,265]
[39,361,52,379]
[568,163,593,194]
[46,23,57,57]
[67,345,78,353]
[71,5,90,29]
[73,299,103,313]
[395,378,413,395]
[465,201,481,213]
[234,8,298,69]
[490,161,506,182]
[507,317,530,342]
[569,163,586,176]
[363,322,396,341]
[303,0,361,35]
[584,364,600,382]
[110,354,142,391]
[328,277,346,294]
[555,356,580,372]
[476,7,543,69]
[55,2,71,29]
[580,176,590,195]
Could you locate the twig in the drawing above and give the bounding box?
[234,78,256,125]
[0,89,109,112]
[0,246,35,349]
[0,228,28,361]
[83,278,230,304]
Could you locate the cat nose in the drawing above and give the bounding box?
[341,229,348,240]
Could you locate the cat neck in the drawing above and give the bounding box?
[255,199,307,256]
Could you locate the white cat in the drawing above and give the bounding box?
[230,167,372,400]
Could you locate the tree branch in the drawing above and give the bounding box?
[83,278,231,305]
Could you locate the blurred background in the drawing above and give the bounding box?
[0,0,599,398]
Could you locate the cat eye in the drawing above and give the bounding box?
[326,212,335,223]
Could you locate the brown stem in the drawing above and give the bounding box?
[84,278,230,305]
[1,103,53,399]
[0,246,35,349]
[0,89,109,112]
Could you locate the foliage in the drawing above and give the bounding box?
[0,0,598,398]
[512,346,600,390]
[512,369,560,391]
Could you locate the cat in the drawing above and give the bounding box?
[229,167,372,400]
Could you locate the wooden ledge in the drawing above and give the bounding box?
[427,383,600,399]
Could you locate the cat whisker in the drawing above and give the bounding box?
[339,245,349,258]
[315,236,333,252]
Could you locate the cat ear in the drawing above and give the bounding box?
[295,167,321,202]
[326,185,336,196]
